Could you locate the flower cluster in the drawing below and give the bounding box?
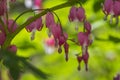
[45,12,69,61]
[0,19,17,53]
[102,0,120,24]
[0,0,17,53]
[0,0,93,72]
[69,6,93,71]
[26,11,69,61]
[25,5,93,70]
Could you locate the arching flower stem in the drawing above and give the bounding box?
[1,0,79,49]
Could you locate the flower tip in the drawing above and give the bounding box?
[77,65,81,71]
[65,56,68,62]
[85,63,88,71]
[58,47,62,54]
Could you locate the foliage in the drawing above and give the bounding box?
[0,0,120,80]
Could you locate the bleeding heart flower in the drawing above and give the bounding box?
[68,6,77,22]
[78,32,89,46]
[0,0,7,16]
[103,0,113,16]
[7,19,18,33]
[113,1,120,17]
[82,51,89,71]
[64,42,69,61]
[77,7,86,22]
[45,12,55,28]
[69,6,85,22]
[26,16,43,40]
[84,21,91,33]
[69,6,86,31]
[50,23,62,40]
[7,45,17,54]
[26,17,43,32]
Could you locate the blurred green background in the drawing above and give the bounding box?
[2,0,120,80]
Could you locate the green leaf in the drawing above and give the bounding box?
[0,50,48,80]
[93,0,104,12]
[21,59,49,79]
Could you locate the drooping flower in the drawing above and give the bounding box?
[103,0,113,16]
[78,32,89,46]
[69,6,85,22]
[64,42,69,61]
[76,48,89,71]
[26,16,43,40]
[48,22,69,61]
[50,23,62,40]
[84,21,91,33]
[0,0,7,16]
[113,1,120,17]
[58,32,68,47]
[102,0,120,24]
[45,12,55,37]
[7,45,17,54]
[26,17,43,32]
[0,19,18,33]
[7,19,18,33]
[77,32,92,71]
[45,12,55,28]
[68,6,77,22]
[76,7,86,22]
[68,6,86,30]
[82,51,89,71]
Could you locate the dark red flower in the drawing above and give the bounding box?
[82,51,89,71]
[7,45,17,54]
[113,1,120,17]
[45,12,55,28]
[69,6,85,22]
[26,17,43,32]
[64,42,69,61]
[68,6,77,22]
[50,23,62,40]
[7,19,18,33]
[103,0,113,16]
[84,21,91,33]
[77,7,86,22]
[69,6,86,31]
[78,32,89,46]
[26,16,43,40]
